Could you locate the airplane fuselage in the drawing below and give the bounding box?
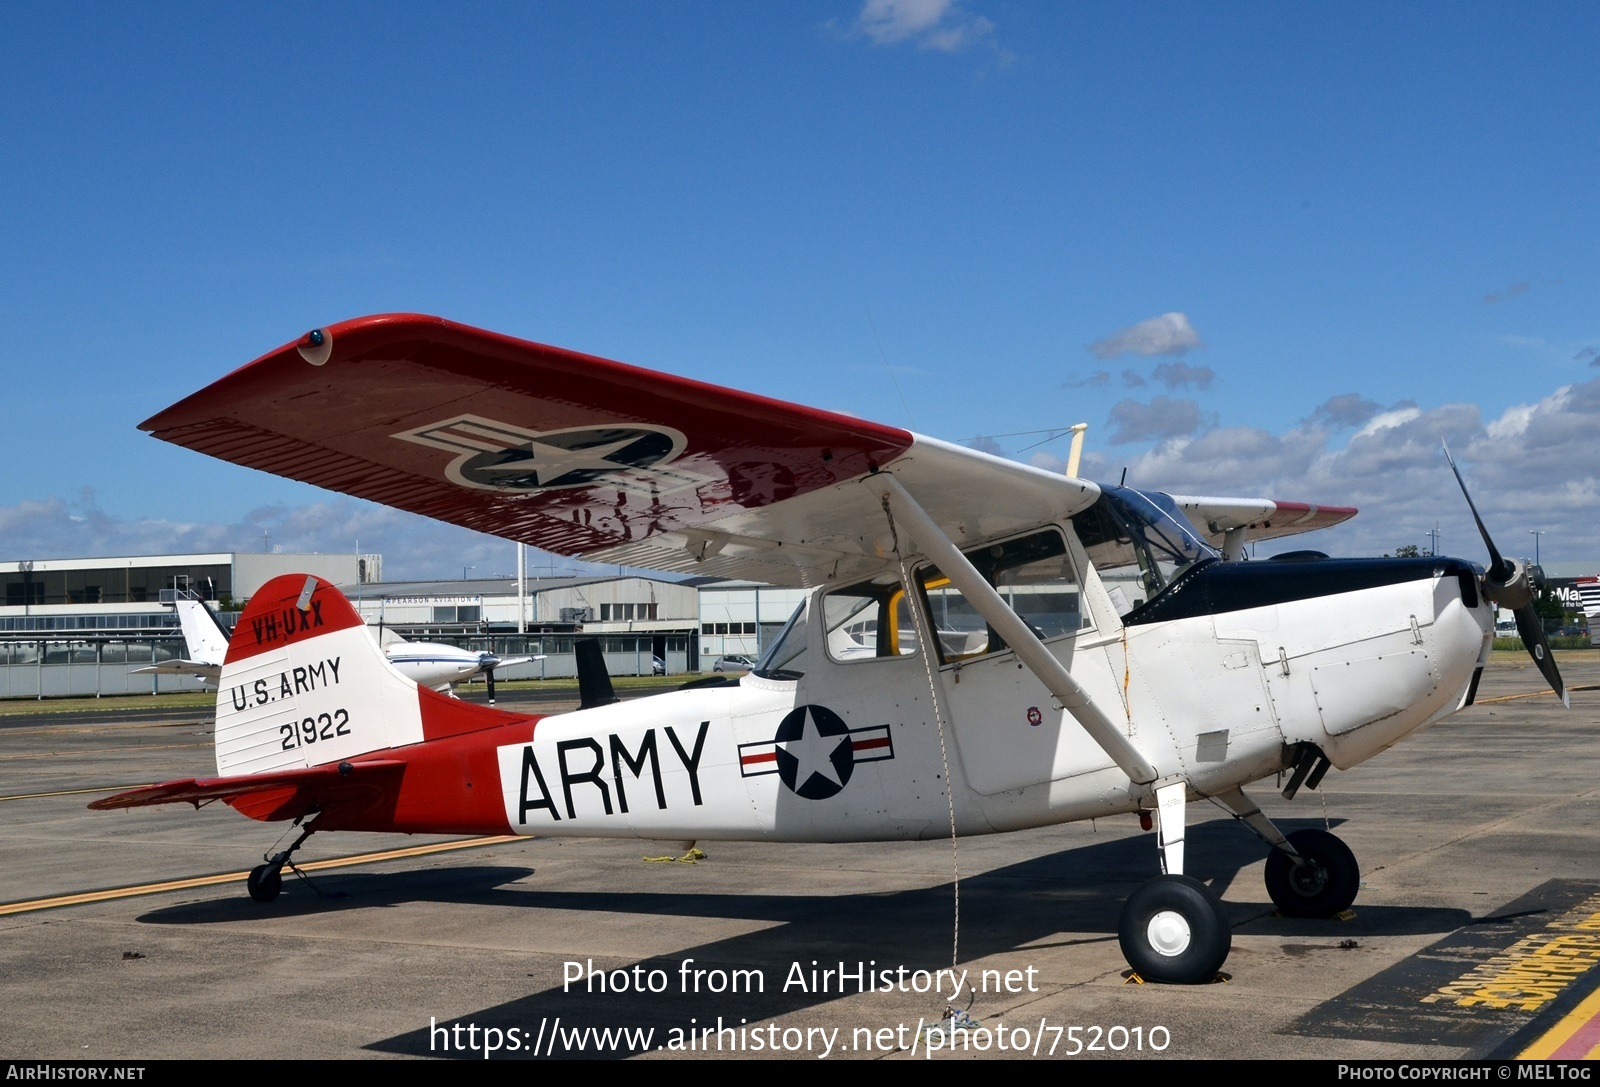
[238,555,1487,844]
[478,557,1489,843]
[384,641,488,690]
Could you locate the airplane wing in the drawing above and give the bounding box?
[1164,494,1357,549]
[89,759,406,822]
[143,314,1099,587]
[129,659,223,682]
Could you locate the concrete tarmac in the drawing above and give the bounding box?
[1,656,1596,1061]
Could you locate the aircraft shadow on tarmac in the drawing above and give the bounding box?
[136,817,1478,1059]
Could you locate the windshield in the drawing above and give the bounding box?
[1073,486,1219,615]
[753,600,808,679]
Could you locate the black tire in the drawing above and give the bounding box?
[1264,829,1359,917]
[1118,874,1231,984]
[247,863,283,903]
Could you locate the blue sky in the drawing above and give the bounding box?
[3,2,1598,577]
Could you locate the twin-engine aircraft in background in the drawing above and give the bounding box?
[92,314,1566,984]
[134,588,538,700]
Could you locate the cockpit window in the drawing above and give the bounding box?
[822,576,919,664]
[917,529,1086,665]
[1073,486,1219,616]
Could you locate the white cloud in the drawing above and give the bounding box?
[1089,312,1203,360]
[1353,405,1422,439]
[1070,377,1600,564]
[856,0,996,52]
[1484,393,1555,442]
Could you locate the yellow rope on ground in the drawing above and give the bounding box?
[643,847,706,863]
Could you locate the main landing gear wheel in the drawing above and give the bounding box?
[1118,874,1231,984]
[247,863,283,903]
[1264,828,1359,917]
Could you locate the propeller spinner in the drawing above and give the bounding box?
[1442,442,1569,707]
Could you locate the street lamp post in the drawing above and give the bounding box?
[1529,530,1544,566]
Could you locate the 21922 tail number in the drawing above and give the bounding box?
[279,708,351,750]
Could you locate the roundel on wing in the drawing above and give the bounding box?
[458,427,680,491]
[773,704,854,800]
[395,417,691,494]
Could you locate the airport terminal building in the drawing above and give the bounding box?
[0,552,376,697]
[0,551,377,624]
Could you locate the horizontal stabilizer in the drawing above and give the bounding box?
[88,759,406,822]
[130,659,223,680]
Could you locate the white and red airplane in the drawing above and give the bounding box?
[134,590,537,699]
[92,314,1565,984]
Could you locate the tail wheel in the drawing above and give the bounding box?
[1118,874,1231,984]
[1264,829,1359,917]
[247,863,283,903]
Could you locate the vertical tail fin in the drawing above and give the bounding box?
[173,596,231,666]
[575,637,618,710]
[215,574,426,777]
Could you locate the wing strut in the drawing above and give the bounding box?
[868,473,1160,786]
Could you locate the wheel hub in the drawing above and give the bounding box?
[1146,910,1193,957]
[1289,858,1329,896]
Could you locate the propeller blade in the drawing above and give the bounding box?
[1513,606,1569,708]
[485,665,496,706]
[1441,441,1511,583]
[1443,441,1567,706]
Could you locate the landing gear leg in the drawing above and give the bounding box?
[246,821,317,903]
[1118,781,1232,983]
[1213,786,1360,918]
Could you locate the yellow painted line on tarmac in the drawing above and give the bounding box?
[0,784,153,803]
[0,742,211,761]
[0,834,524,917]
[1476,684,1598,706]
[1520,982,1600,1059]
